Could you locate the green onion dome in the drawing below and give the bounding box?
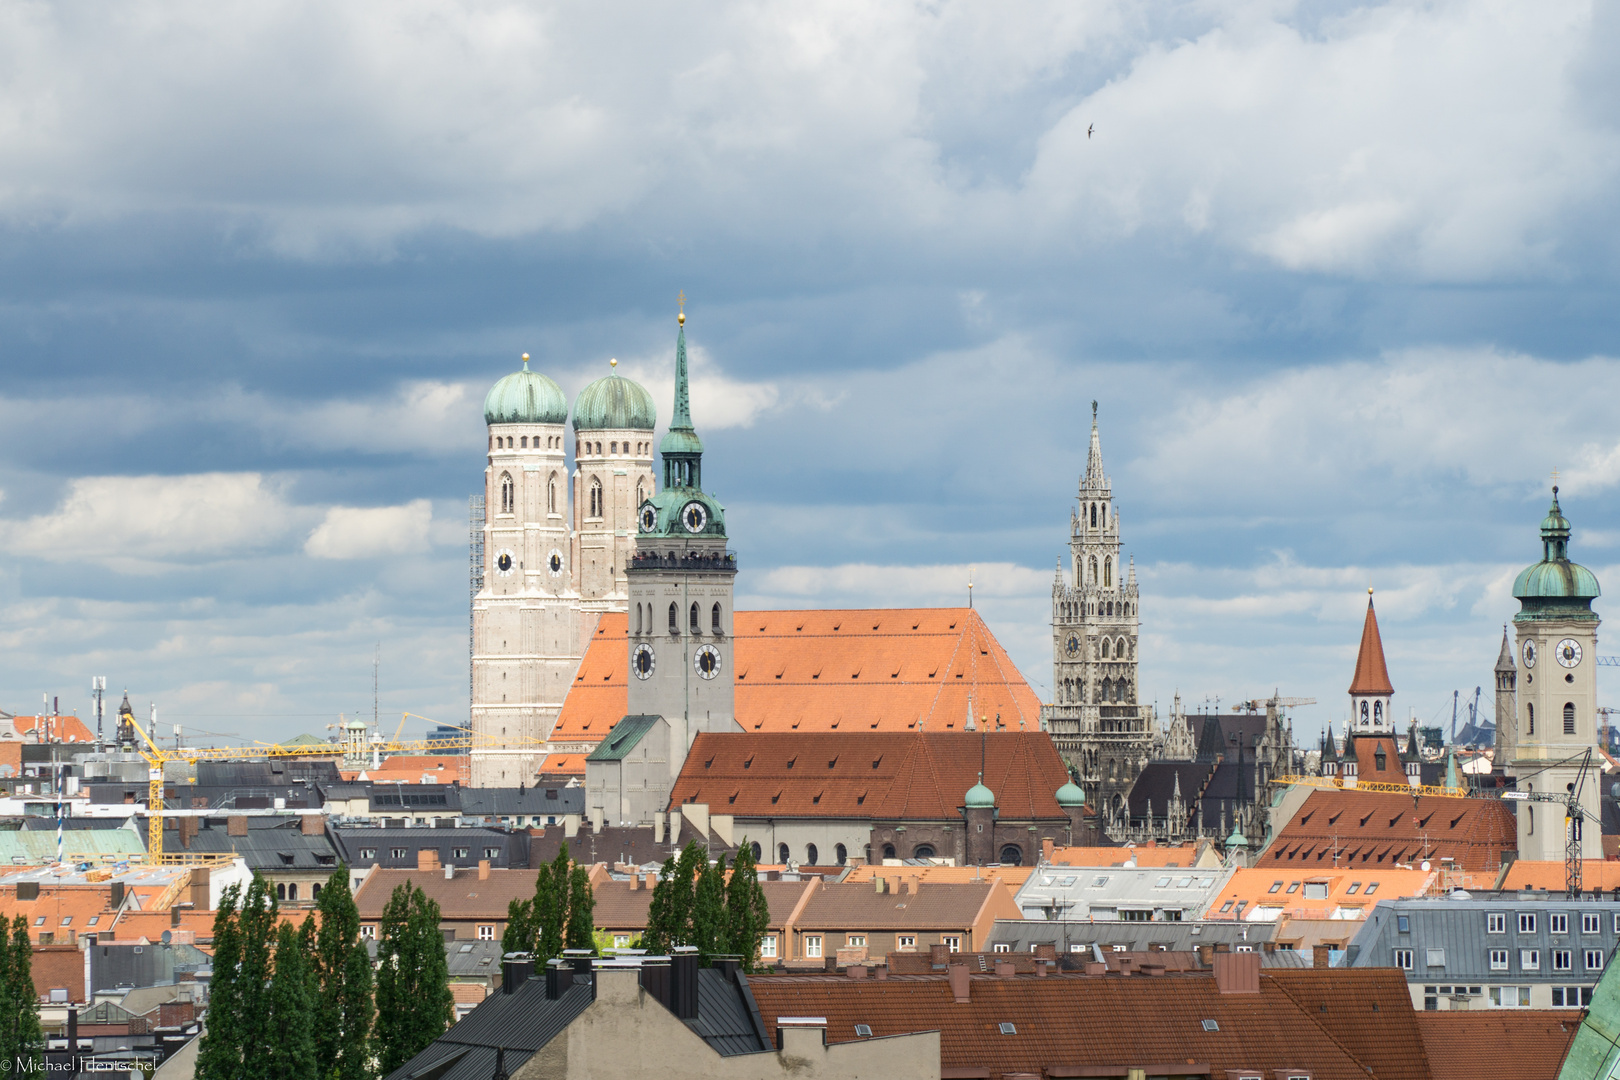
[572,361,656,431]
[1055,781,1085,808]
[484,354,567,425]
[965,781,996,809]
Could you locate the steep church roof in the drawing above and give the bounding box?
[1348,592,1394,696]
[1495,625,1515,673]
[549,608,1042,764]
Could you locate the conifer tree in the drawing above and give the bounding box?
[195,884,243,1080]
[564,863,595,954]
[690,855,727,964]
[668,841,704,945]
[640,855,679,955]
[197,876,280,1080]
[0,915,42,1072]
[723,841,771,972]
[313,866,374,1080]
[374,883,454,1076]
[531,860,561,961]
[502,897,535,955]
[267,922,318,1080]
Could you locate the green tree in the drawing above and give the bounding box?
[531,861,560,961]
[313,866,374,1080]
[690,855,726,964]
[374,883,454,1076]
[195,884,243,1080]
[502,897,535,955]
[197,876,280,1080]
[640,855,678,954]
[0,915,42,1072]
[564,863,595,954]
[641,841,707,955]
[267,922,318,1080]
[723,841,771,972]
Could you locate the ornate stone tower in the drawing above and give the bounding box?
[626,306,740,754]
[1509,487,1603,861]
[471,355,586,785]
[1044,403,1152,824]
[571,360,657,612]
[1494,626,1517,768]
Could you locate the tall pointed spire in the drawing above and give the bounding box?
[671,309,693,432]
[1349,590,1394,695]
[1495,624,1515,673]
[1086,400,1106,484]
[658,298,705,488]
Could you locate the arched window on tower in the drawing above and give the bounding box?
[1360,701,1369,727]
[500,473,514,514]
[1527,703,1534,734]
[1373,701,1382,725]
[1089,556,1098,583]
[636,481,646,508]
[1104,557,1112,587]
[521,436,528,448]
[669,602,679,635]
[1564,702,1576,734]
[610,441,617,454]
[1100,639,1110,660]
[1090,503,1097,528]
[548,474,557,514]
[690,602,700,634]
[635,605,642,635]
[588,479,602,519]
[712,603,723,634]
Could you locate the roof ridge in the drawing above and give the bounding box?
[1267,970,1431,1079]
[971,608,1034,728]
[922,613,974,728]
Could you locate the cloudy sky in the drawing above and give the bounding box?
[1,0,1617,746]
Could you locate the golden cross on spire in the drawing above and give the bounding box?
[676,290,686,325]
[1552,466,1560,485]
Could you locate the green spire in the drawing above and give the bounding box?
[659,303,705,482]
[672,321,693,431]
[1445,748,1461,790]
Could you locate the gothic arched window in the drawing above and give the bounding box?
[499,473,514,514]
[588,479,602,519]
[1089,556,1098,583]
[1104,557,1112,587]
[548,473,557,514]
[712,603,722,633]
[634,604,642,635]
[1090,503,1097,528]
[1373,701,1382,724]
[689,602,700,634]
[1527,703,1535,735]
[1360,701,1369,726]
[669,602,679,634]
[1564,702,1576,734]
[636,481,645,508]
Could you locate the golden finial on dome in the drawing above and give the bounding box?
[521,352,530,369]
[677,290,686,325]
[1368,586,1374,596]
[610,358,618,368]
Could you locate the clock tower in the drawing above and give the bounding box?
[1509,486,1603,861]
[625,306,740,747]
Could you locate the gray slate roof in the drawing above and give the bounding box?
[991,917,1278,954]
[458,786,584,817]
[178,819,337,871]
[1013,865,1232,921]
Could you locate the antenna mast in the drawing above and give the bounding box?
[92,676,106,747]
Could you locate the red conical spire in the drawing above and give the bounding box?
[1349,589,1394,696]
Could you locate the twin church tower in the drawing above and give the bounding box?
[470,308,736,786]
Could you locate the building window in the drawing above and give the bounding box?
[485,848,500,858]
[882,843,896,860]
[588,480,603,519]
[453,848,469,859]
[1393,949,1413,970]
[1583,913,1601,934]
[1488,913,1505,934]
[804,936,822,959]
[760,936,777,959]
[360,848,377,860]
[1521,950,1540,970]
[669,603,679,634]
[1490,986,1530,1008]
[1553,987,1595,1008]
[993,943,1011,953]
[1588,949,1606,972]
[391,849,407,859]
[1397,915,1411,933]
[1426,949,1446,968]
[845,935,867,949]
[897,936,916,950]
[1304,882,1329,900]
[1519,913,1536,934]
[1565,703,1577,734]
[1527,704,1534,734]
[500,473,514,514]
[913,844,936,859]
[478,925,495,941]
[276,884,286,900]
[1490,950,1509,971]
[712,603,722,633]
[750,841,763,862]
[943,936,961,953]
[999,844,1023,866]
[360,925,376,940]
[1551,914,1569,934]
[835,843,847,866]
[778,843,790,864]
[689,602,700,634]
[806,843,819,865]
[1553,950,1572,971]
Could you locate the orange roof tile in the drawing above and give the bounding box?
[1046,843,1214,868]
[841,864,1034,890]
[5,715,96,744]
[1346,733,1409,784]
[551,608,1042,748]
[1205,866,1436,920]
[536,754,587,776]
[0,886,113,941]
[1258,790,1515,873]
[1349,595,1394,695]
[669,732,1072,820]
[1498,860,1620,892]
[363,756,471,784]
[1416,1010,1578,1080]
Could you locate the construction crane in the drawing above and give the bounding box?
[1498,749,1595,898]
[1237,695,1317,713]
[1598,708,1618,756]
[128,713,542,863]
[1597,657,1620,668]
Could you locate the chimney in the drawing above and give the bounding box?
[300,814,323,836]
[1213,952,1261,994]
[994,960,1016,978]
[947,963,971,1004]
[1196,944,1214,968]
[874,876,886,894]
[1139,963,1165,977]
[502,953,535,994]
[1041,838,1055,863]
[640,959,671,1007]
[178,816,198,849]
[1313,945,1331,970]
[671,948,700,1020]
[545,958,574,1000]
[873,964,889,981]
[444,865,455,880]
[1084,962,1106,975]
[67,1008,77,1053]
[628,872,638,891]
[479,860,490,881]
[1117,956,1134,976]
[929,943,950,968]
[846,965,868,980]
[227,816,248,837]
[1034,959,1049,977]
[417,848,440,872]
[1033,943,1057,962]
[644,872,658,890]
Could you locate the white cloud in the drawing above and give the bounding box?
[748,560,1050,606]
[0,473,300,572]
[561,344,785,432]
[305,499,433,559]
[247,380,482,455]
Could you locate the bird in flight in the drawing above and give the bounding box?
[1087,124,1094,139]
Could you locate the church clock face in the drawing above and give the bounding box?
[1065,634,1081,658]
[1522,640,1537,669]
[694,644,721,679]
[681,501,708,533]
[495,549,515,577]
[548,549,564,576]
[639,503,657,532]
[632,643,656,680]
[1556,639,1583,668]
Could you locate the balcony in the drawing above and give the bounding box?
[628,550,738,572]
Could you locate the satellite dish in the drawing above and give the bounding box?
[1420,861,1431,872]
[161,931,172,944]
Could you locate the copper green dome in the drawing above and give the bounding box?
[1055,781,1085,808]
[573,365,656,432]
[1225,826,1247,849]
[965,780,996,809]
[1512,487,1600,614]
[484,355,567,425]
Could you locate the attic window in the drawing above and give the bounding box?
[729,792,738,805]
[872,756,882,768]
[1268,881,1283,894]
[1364,883,1379,895]
[851,671,860,679]
[787,757,796,769]
[1201,1019,1219,1032]
[771,792,781,804]
[998,1023,1017,1035]
[704,757,715,769]
[857,793,866,805]
[813,793,822,804]
[854,1024,873,1037]
[828,756,838,768]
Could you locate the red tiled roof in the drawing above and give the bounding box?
[668,732,1072,820]
[1349,596,1394,695]
[793,880,1011,931]
[593,877,813,932]
[353,867,536,922]
[5,715,96,744]
[1498,860,1620,892]
[1258,789,1516,873]
[1347,734,1409,784]
[551,608,1042,748]
[1415,1010,1578,1080]
[537,754,588,776]
[747,967,1428,1080]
